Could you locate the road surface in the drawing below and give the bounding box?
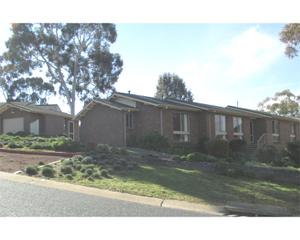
[0,178,212,217]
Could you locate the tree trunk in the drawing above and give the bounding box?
[70,101,75,116]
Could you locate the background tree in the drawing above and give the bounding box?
[155,73,193,102]
[1,23,123,115]
[280,23,300,58]
[258,89,300,117]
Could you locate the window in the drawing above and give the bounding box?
[68,121,74,140]
[272,120,280,143]
[215,115,226,138]
[126,112,133,129]
[233,117,243,139]
[173,112,190,142]
[290,123,296,142]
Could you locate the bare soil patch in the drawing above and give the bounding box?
[0,152,63,173]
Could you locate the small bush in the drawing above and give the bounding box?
[229,139,246,153]
[207,138,229,158]
[256,145,280,164]
[62,159,74,166]
[38,161,44,166]
[100,169,110,178]
[92,172,102,179]
[185,152,217,162]
[84,168,94,176]
[139,132,169,152]
[198,137,209,153]
[87,176,94,181]
[96,144,111,153]
[81,156,94,164]
[65,174,73,180]
[25,166,38,176]
[284,141,300,167]
[41,166,55,178]
[61,166,73,175]
[7,142,21,149]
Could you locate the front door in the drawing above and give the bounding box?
[250,120,254,143]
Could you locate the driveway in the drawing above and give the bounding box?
[0,177,214,217]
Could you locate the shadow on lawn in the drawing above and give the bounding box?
[113,164,300,211]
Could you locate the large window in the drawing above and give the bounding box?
[126,112,133,129]
[68,121,74,140]
[215,115,226,138]
[272,120,280,143]
[173,112,190,142]
[233,117,243,139]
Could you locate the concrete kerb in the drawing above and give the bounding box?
[0,171,222,215]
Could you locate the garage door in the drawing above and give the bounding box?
[3,117,24,134]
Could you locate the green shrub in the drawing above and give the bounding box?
[96,144,111,153]
[61,166,73,175]
[62,158,74,166]
[65,174,73,180]
[41,166,55,178]
[185,152,217,162]
[92,172,102,179]
[7,142,21,149]
[87,176,94,181]
[81,156,94,164]
[198,137,209,153]
[284,141,300,167]
[30,142,52,150]
[139,132,169,151]
[84,168,94,176]
[207,138,229,158]
[168,143,198,155]
[227,152,250,163]
[229,139,246,152]
[25,166,38,176]
[100,169,110,178]
[256,145,280,164]
[38,161,44,165]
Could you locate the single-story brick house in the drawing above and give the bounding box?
[0,102,73,137]
[74,92,300,149]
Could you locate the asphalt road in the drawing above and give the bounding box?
[0,179,209,217]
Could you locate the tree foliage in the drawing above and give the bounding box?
[280,23,300,58]
[0,23,123,114]
[258,89,300,117]
[155,73,193,102]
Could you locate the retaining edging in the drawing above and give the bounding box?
[0,148,82,157]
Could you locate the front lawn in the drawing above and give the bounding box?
[27,146,300,215]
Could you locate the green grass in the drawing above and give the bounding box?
[56,164,300,214]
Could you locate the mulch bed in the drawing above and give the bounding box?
[0,152,64,173]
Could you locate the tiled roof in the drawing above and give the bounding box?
[0,102,72,118]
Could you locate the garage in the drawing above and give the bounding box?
[3,117,24,134]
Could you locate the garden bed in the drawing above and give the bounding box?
[0,152,63,173]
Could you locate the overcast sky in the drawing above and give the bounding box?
[0,23,299,114]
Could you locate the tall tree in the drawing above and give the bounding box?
[155,73,193,102]
[258,89,300,117]
[280,23,300,58]
[1,23,123,115]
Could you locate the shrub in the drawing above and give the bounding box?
[92,172,102,179]
[227,152,250,163]
[30,142,52,150]
[256,145,280,164]
[207,138,229,158]
[168,143,198,155]
[60,166,73,175]
[62,158,74,166]
[139,132,169,151]
[229,139,246,153]
[7,142,21,149]
[38,161,44,165]
[41,166,55,178]
[52,138,83,152]
[185,152,217,162]
[65,174,73,180]
[100,169,110,178]
[81,156,94,164]
[25,166,38,176]
[96,144,111,153]
[198,136,209,153]
[87,176,94,181]
[0,142,3,148]
[284,141,300,167]
[84,168,94,176]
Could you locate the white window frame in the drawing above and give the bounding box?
[233,117,243,138]
[126,112,133,129]
[68,121,74,140]
[215,114,227,137]
[272,120,280,143]
[173,112,190,143]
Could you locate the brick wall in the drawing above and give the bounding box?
[79,104,125,146]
